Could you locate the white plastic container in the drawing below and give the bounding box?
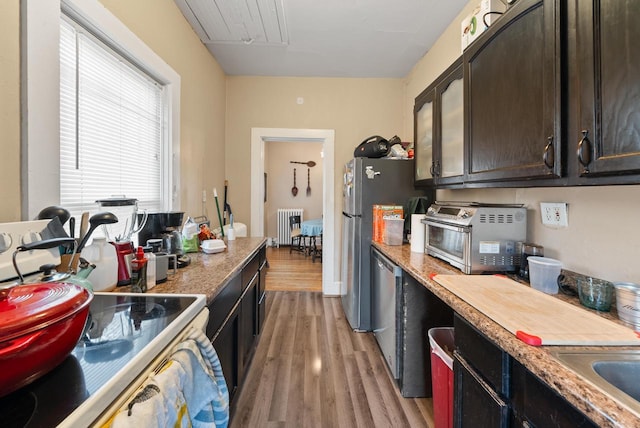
[144,248,157,290]
[527,256,562,294]
[81,237,118,291]
[200,239,226,254]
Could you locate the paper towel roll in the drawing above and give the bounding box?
[410,214,426,253]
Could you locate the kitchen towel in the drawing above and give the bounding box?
[110,327,229,428]
[410,214,426,253]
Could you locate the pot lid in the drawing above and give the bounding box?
[0,282,92,341]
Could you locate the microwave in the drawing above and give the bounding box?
[423,202,527,274]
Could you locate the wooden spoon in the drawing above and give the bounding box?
[306,168,311,196]
[290,160,317,167]
[292,168,298,196]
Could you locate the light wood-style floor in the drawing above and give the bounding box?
[230,291,434,427]
[265,246,322,293]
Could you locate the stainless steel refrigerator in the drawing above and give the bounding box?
[341,157,430,331]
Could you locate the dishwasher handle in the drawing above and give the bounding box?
[373,249,402,278]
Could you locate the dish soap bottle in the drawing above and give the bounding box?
[130,246,148,293]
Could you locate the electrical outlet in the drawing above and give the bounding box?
[540,202,568,227]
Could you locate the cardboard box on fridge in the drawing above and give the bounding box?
[373,205,404,243]
[461,0,507,52]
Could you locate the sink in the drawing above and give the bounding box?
[551,350,640,416]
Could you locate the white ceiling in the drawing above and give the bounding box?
[174,0,469,78]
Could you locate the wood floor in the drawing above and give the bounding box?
[265,246,323,293]
[230,291,435,427]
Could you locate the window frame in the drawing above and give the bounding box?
[21,0,181,220]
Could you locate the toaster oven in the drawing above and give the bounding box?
[423,202,527,274]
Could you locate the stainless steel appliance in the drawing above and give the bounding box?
[423,202,527,274]
[371,247,454,397]
[371,248,401,378]
[341,158,430,331]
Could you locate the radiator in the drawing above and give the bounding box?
[277,208,304,245]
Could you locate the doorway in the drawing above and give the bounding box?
[250,128,337,295]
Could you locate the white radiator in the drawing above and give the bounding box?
[277,208,304,245]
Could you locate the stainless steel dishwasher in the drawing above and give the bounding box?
[371,247,402,380]
[371,247,455,397]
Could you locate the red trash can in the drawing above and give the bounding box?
[428,327,455,428]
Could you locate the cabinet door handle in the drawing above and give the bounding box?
[577,130,592,173]
[429,162,435,177]
[543,136,554,169]
[434,160,441,177]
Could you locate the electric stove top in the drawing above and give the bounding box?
[0,292,206,428]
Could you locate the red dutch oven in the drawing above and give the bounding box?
[0,281,93,397]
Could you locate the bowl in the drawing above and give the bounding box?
[527,256,562,294]
[577,277,613,312]
[614,282,640,328]
[200,239,226,254]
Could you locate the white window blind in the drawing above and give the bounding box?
[59,18,165,215]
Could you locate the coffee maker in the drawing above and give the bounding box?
[137,212,191,268]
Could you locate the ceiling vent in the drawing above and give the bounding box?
[174,0,289,46]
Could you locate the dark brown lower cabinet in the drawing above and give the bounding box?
[257,260,267,333]
[206,244,267,405]
[213,302,241,400]
[453,313,597,427]
[239,272,259,380]
[511,360,598,428]
[454,351,509,428]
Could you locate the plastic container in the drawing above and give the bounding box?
[80,237,118,291]
[383,218,404,245]
[614,282,640,328]
[527,256,562,294]
[577,277,613,312]
[428,327,455,428]
[143,247,157,290]
[201,239,227,254]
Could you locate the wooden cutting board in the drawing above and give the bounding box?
[432,274,640,346]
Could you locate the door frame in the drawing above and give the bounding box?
[250,128,337,295]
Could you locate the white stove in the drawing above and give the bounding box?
[0,220,210,427]
[0,220,60,282]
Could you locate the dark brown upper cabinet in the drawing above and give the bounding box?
[414,84,436,187]
[414,58,464,187]
[574,0,640,178]
[463,0,563,183]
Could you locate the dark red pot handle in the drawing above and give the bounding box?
[0,330,45,357]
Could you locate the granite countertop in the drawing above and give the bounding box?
[372,242,640,428]
[130,237,266,304]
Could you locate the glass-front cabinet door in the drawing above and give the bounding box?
[438,61,464,184]
[414,57,464,188]
[414,88,435,186]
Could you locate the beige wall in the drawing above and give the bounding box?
[0,0,226,222]
[264,141,323,240]
[100,0,227,219]
[0,1,21,221]
[403,1,640,283]
[225,76,404,237]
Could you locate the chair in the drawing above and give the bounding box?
[312,234,322,263]
[289,215,305,254]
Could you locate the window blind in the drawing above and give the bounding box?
[59,18,165,216]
